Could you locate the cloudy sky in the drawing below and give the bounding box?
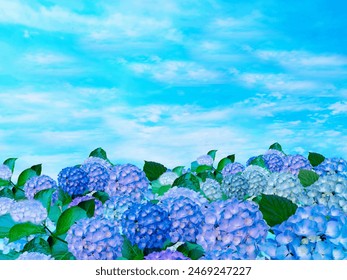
[0,0,346,179]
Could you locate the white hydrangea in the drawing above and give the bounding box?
[158,171,179,186]
[197,155,214,166]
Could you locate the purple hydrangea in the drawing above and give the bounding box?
[121,202,171,250]
[66,217,123,260]
[83,157,112,169]
[81,162,110,192]
[263,150,285,172]
[58,166,89,197]
[159,186,208,207]
[105,164,149,200]
[222,162,245,177]
[282,155,312,175]
[24,175,57,200]
[145,249,190,260]
[160,196,204,243]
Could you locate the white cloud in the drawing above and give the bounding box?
[329,102,347,115]
[24,52,72,65]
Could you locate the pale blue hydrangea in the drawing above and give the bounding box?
[221,162,245,177]
[83,157,112,169]
[9,200,47,224]
[16,252,54,260]
[159,186,208,207]
[0,164,12,181]
[103,194,141,222]
[221,173,249,200]
[0,237,27,255]
[200,178,223,201]
[0,197,15,215]
[197,155,214,166]
[24,175,57,200]
[242,166,269,197]
[158,171,179,186]
[314,157,347,177]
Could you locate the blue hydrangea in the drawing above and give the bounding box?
[81,162,110,192]
[121,202,171,250]
[261,205,347,260]
[83,156,112,169]
[221,173,249,200]
[103,194,142,222]
[263,150,285,172]
[197,155,214,166]
[160,196,204,243]
[105,164,149,200]
[0,164,12,181]
[16,252,54,260]
[222,162,245,177]
[302,174,347,213]
[0,237,27,255]
[282,155,312,175]
[159,186,208,207]
[24,175,57,200]
[58,166,89,197]
[145,249,190,260]
[66,217,123,260]
[264,172,305,204]
[242,166,269,197]
[69,196,104,216]
[196,199,268,260]
[0,197,15,215]
[200,178,223,201]
[314,157,347,177]
[9,200,47,224]
[246,156,257,166]
[158,171,178,186]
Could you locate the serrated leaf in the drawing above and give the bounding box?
[9,223,45,242]
[308,152,325,167]
[196,165,213,173]
[172,173,200,192]
[121,236,144,260]
[31,164,42,176]
[89,147,109,161]
[22,237,51,255]
[256,194,298,227]
[92,191,109,204]
[269,142,283,152]
[34,188,55,213]
[17,168,37,187]
[0,214,16,238]
[177,242,204,260]
[55,206,87,235]
[143,161,167,181]
[172,166,185,176]
[78,199,95,218]
[298,169,320,187]
[249,155,267,169]
[3,158,17,173]
[217,157,232,171]
[207,150,217,161]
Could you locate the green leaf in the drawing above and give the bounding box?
[143,161,167,181]
[196,165,213,173]
[177,242,204,260]
[121,236,144,260]
[197,170,215,182]
[55,206,87,235]
[190,161,199,172]
[207,150,217,161]
[3,158,17,173]
[0,187,14,198]
[172,173,200,192]
[157,185,171,196]
[50,237,75,260]
[249,155,267,169]
[0,179,11,187]
[48,204,61,224]
[58,188,72,206]
[308,152,325,167]
[298,170,320,187]
[31,164,42,176]
[9,223,45,242]
[17,167,37,187]
[89,147,109,161]
[269,142,283,153]
[13,188,26,200]
[22,237,51,255]
[34,188,55,213]
[227,154,235,162]
[92,191,109,204]
[0,251,20,260]
[78,199,95,218]
[256,194,298,227]
[172,166,185,176]
[0,214,16,238]
[217,157,232,171]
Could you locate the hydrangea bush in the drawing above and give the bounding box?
[1,144,347,260]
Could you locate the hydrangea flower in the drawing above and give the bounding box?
[196,155,214,166]
[0,164,12,181]
[221,173,249,200]
[58,166,89,197]
[263,150,285,172]
[145,249,190,260]
[196,199,268,260]
[221,162,245,177]
[242,166,269,197]
[282,155,312,175]
[9,200,47,224]
[121,202,171,250]
[264,172,305,204]
[200,178,223,201]
[158,171,178,186]
[24,175,57,200]
[261,205,347,260]
[105,164,149,200]
[159,186,208,207]
[0,197,15,215]
[0,237,27,255]
[16,252,54,260]
[160,196,204,243]
[66,217,123,260]
[83,157,112,169]
[302,174,347,213]
[103,194,141,221]
[81,162,110,192]
[68,196,104,216]
[314,158,347,177]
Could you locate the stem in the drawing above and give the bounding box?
[44,225,67,244]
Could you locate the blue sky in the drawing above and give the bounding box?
[0,0,346,179]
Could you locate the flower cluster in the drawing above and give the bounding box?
[9,200,47,224]
[24,175,57,200]
[144,249,190,260]
[58,166,89,197]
